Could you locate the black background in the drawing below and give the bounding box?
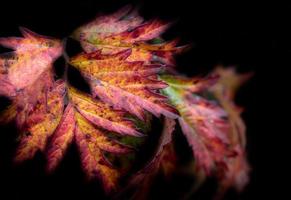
[0,0,282,199]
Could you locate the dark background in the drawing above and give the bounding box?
[0,0,281,199]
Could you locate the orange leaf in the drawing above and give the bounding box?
[75,124,119,193]
[15,80,65,162]
[70,49,178,120]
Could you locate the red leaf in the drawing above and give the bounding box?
[0,27,63,90]
[46,103,75,172]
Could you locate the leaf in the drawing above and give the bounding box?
[68,86,142,137]
[75,112,132,155]
[44,87,136,192]
[208,67,252,194]
[0,28,63,130]
[162,77,234,175]
[15,80,65,162]
[10,70,55,129]
[210,67,253,147]
[70,49,179,120]
[162,71,251,195]
[72,6,143,41]
[211,66,253,101]
[0,27,63,91]
[46,103,76,172]
[75,125,119,193]
[75,112,133,192]
[72,6,187,65]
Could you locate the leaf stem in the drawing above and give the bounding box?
[62,38,70,83]
[62,38,71,105]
